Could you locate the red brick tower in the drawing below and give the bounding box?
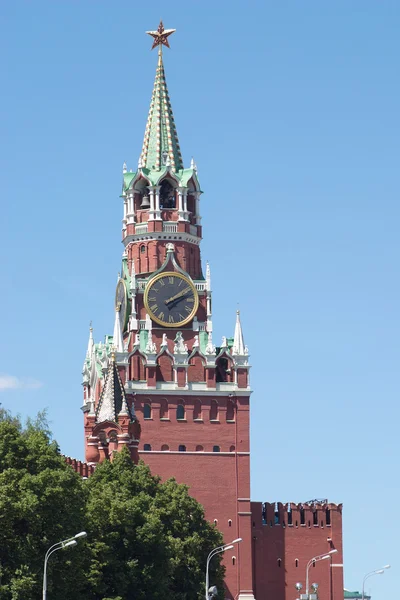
[80,22,345,600]
[81,22,254,600]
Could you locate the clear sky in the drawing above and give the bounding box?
[1,1,399,598]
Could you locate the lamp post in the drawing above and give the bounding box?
[205,537,242,600]
[305,549,338,597]
[362,565,390,600]
[42,531,87,600]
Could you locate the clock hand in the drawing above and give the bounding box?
[164,287,191,305]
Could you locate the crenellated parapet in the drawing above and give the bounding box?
[258,501,343,528]
[63,456,95,478]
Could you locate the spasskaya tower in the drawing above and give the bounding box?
[81,21,254,600]
[79,21,345,600]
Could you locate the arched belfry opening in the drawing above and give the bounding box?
[160,179,176,209]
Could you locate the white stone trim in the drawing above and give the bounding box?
[123,231,201,246]
[138,450,250,455]
[125,382,252,396]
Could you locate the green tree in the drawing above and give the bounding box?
[0,408,226,599]
[0,409,86,600]
[84,448,225,600]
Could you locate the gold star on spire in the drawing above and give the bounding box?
[146,20,176,51]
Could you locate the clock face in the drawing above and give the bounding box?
[144,271,199,327]
[115,279,128,330]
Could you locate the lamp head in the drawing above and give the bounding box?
[63,540,77,549]
[230,538,242,544]
[375,569,384,575]
[295,583,303,591]
[74,531,87,540]
[223,545,234,551]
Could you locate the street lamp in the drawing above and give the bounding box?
[305,549,338,597]
[205,538,242,600]
[42,531,87,600]
[362,564,390,600]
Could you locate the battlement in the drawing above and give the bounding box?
[64,455,95,478]
[258,501,342,528]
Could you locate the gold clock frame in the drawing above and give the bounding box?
[144,271,199,327]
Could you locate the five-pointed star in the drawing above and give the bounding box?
[146,20,176,50]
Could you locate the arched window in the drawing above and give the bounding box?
[193,399,202,420]
[313,511,318,525]
[226,399,235,421]
[177,404,185,420]
[277,559,282,568]
[232,556,236,565]
[196,445,204,452]
[229,445,235,452]
[300,508,305,525]
[143,444,151,451]
[228,519,232,527]
[161,444,169,451]
[213,519,218,526]
[178,445,186,452]
[109,430,118,451]
[295,559,299,568]
[213,445,220,453]
[312,560,316,568]
[144,403,151,419]
[160,399,169,419]
[210,400,218,421]
[140,245,145,253]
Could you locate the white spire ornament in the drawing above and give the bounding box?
[129,259,138,331]
[205,331,216,355]
[145,314,157,354]
[86,323,94,358]
[232,310,246,355]
[145,331,157,354]
[174,332,188,354]
[113,308,124,352]
[161,333,168,349]
[206,262,211,291]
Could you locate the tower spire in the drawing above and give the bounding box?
[232,310,246,355]
[86,322,94,358]
[141,21,183,172]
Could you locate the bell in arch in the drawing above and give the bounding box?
[140,194,150,209]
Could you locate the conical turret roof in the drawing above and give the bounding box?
[140,48,183,172]
[96,354,134,423]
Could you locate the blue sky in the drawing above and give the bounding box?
[1,1,399,598]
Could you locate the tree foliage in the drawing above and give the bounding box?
[0,408,86,600]
[0,409,225,600]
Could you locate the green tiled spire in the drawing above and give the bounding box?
[140,48,183,172]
